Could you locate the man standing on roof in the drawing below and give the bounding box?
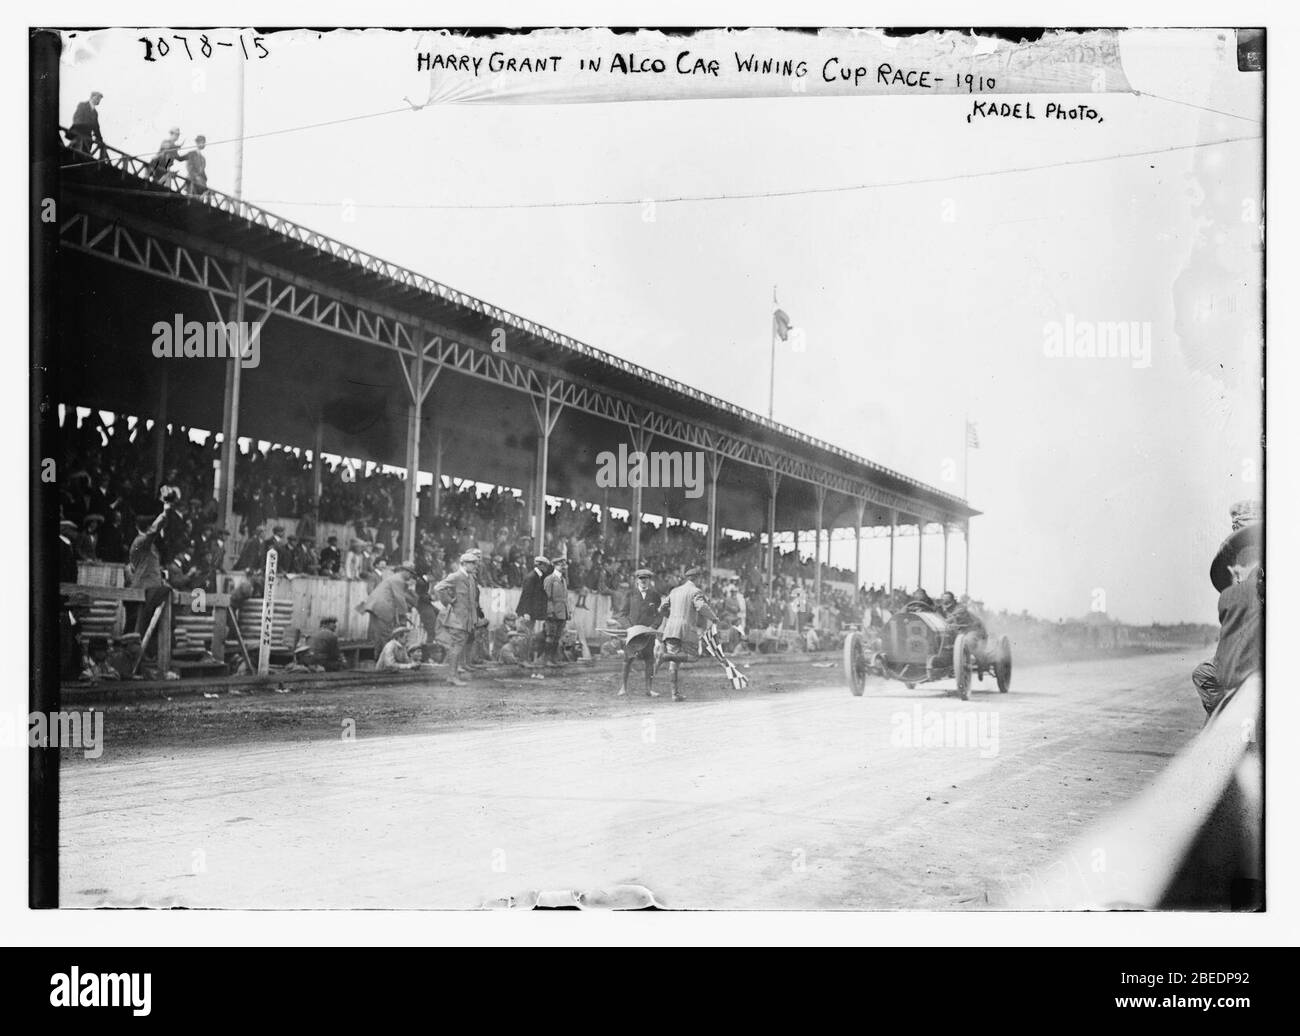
[66,91,104,157]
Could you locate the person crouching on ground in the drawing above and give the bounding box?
[302,616,344,671]
[433,552,478,686]
[376,624,421,672]
[658,566,719,702]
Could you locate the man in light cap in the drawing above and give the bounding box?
[542,556,571,667]
[658,566,719,701]
[1192,501,1263,722]
[376,625,421,672]
[433,552,479,685]
[517,555,552,665]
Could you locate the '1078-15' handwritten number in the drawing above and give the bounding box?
[139,34,269,61]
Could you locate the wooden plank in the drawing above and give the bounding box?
[59,583,231,608]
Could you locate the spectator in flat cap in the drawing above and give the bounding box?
[618,568,662,697]
[433,553,479,685]
[542,557,571,667]
[318,535,342,577]
[516,556,552,665]
[376,625,421,672]
[302,617,344,671]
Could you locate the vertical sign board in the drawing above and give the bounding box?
[258,547,278,675]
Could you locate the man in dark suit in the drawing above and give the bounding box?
[318,535,342,577]
[66,91,104,157]
[619,568,662,697]
[516,556,551,665]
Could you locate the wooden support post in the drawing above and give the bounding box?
[916,517,924,591]
[154,367,168,490]
[215,264,247,565]
[813,484,826,610]
[943,523,950,592]
[766,468,780,601]
[853,498,866,597]
[625,421,652,572]
[431,426,443,515]
[706,450,723,580]
[530,381,564,553]
[888,508,897,594]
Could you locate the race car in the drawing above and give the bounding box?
[843,601,1011,701]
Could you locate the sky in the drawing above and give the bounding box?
[57,27,1263,623]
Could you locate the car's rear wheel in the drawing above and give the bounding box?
[844,631,867,697]
[954,633,972,701]
[995,636,1012,693]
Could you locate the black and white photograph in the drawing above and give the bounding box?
[17,6,1289,951]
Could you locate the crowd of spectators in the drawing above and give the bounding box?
[56,409,968,651]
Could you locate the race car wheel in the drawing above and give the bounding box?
[995,636,1013,693]
[844,631,867,697]
[954,633,972,701]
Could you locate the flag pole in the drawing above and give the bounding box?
[964,413,971,597]
[963,412,969,501]
[769,286,777,420]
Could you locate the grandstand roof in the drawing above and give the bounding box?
[58,137,978,533]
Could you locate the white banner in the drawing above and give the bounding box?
[410,27,1131,106]
[258,547,279,675]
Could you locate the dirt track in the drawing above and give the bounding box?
[59,650,1204,909]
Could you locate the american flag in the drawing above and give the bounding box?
[773,307,792,342]
[966,420,980,449]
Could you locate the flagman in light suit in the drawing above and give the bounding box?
[658,566,719,702]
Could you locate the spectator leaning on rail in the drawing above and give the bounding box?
[178,135,208,195]
[147,127,182,182]
[1192,501,1263,723]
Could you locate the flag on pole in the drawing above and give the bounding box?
[773,308,792,341]
[966,420,981,449]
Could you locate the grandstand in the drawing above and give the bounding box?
[50,129,979,679]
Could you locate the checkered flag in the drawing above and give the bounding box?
[699,627,749,690]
